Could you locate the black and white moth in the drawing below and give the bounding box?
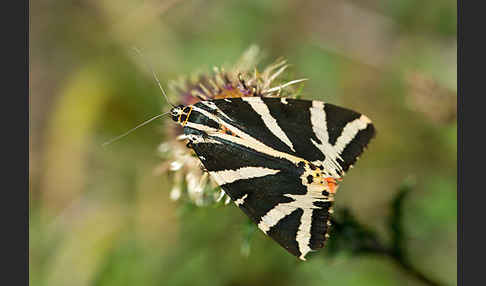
[170,96,375,260]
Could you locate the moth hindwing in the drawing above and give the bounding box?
[170,96,375,260]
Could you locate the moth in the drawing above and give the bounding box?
[170,96,375,260]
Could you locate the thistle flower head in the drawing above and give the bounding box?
[156,45,306,206]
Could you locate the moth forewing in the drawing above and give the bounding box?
[170,97,375,260]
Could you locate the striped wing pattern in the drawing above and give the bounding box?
[182,97,375,260]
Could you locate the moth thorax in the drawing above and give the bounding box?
[170,105,193,126]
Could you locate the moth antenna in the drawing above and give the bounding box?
[102,111,171,147]
[132,47,176,108]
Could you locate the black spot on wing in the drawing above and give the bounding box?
[260,97,326,162]
[267,208,303,258]
[306,175,313,184]
[210,98,295,154]
[339,123,375,172]
[323,104,362,145]
[309,201,332,250]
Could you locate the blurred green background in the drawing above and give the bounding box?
[29,0,457,285]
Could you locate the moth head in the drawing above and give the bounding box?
[170,105,193,126]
